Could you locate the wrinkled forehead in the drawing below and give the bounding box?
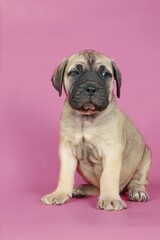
[66,51,113,73]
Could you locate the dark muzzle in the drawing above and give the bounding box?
[69,71,109,113]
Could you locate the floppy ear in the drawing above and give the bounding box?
[51,59,68,96]
[111,61,122,98]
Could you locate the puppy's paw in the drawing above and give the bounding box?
[129,190,149,202]
[97,197,127,211]
[72,187,86,198]
[41,191,70,205]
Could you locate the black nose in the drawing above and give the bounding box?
[85,86,97,96]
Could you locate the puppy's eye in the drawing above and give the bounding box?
[101,71,111,78]
[69,69,80,77]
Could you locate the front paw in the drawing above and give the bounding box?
[97,197,127,211]
[41,191,70,205]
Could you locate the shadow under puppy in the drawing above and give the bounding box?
[41,50,151,211]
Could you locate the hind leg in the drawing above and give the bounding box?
[127,146,151,202]
[72,184,99,198]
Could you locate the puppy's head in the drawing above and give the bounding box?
[51,50,122,115]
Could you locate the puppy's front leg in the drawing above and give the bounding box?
[98,145,127,211]
[41,142,77,205]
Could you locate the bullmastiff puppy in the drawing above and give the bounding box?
[41,50,151,211]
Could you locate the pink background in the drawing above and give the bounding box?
[1,0,160,239]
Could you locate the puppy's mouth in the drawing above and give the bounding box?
[69,89,109,115]
[76,102,102,115]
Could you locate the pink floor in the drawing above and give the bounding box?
[1,186,160,240]
[1,1,160,239]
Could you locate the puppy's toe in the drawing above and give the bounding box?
[129,190,149,202]
[97,198,127,211]
[41,194,54,205]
